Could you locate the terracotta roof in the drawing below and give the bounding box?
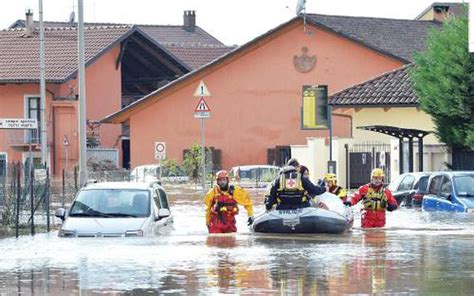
[163,45,236,69]
[306,14,441,62]
[9,21,231,69]
[0,25,133,83]
[330,65,418,107]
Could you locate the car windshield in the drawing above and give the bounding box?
[453,175,474,197]
[69,189,150,217]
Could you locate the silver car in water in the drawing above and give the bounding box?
[55,182,173,237]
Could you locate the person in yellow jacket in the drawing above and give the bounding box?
[323,173,348,202]
[204,170,254,233]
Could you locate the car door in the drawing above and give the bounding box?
[423,175,443,211]
[439,176,465,212]
[155,188,173,227]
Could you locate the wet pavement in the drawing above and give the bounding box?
[1,185,474,295]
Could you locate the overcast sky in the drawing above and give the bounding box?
[0,0,467,45]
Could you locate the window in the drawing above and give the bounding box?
[439,177,452,199]
[416,176,430,193]
[25,96,41,144]
[398,175,415,191]
[155,188,169,210]
[454,175,474,196]
[428,175,443,195]
[0,153,6,178]
[388,174,404,192]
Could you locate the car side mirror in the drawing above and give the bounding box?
[156,208,170,220]
[447,194,452,201]
[55,208,66,221]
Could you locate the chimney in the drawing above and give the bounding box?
[183,10,196,31]
[24,9,34,37]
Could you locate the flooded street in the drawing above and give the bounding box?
[1,186,474,295]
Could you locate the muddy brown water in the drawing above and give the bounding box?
[1,185,474,295]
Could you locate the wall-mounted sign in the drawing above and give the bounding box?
[301,85,328,129]
[0,118,37,129]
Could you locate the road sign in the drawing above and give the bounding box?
[193,80,211,97]
[194,112,211,118]
[154,142,166,160]
[0,118,37,129]
[194,97,211,112]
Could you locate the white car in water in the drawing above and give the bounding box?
[55,182,173,237]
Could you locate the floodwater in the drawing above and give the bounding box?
[1,185,474,295]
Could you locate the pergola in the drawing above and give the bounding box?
[357,125,431,173]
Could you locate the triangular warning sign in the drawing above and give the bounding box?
[193,80,211,97]
[194,97,211,112]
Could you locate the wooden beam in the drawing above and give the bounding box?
[116,39,129,70]
[129,35,185,75]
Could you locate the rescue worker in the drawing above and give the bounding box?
[323,173,348,202]
[205,170,254,233]
[265,158,326,210]
[346,168,398,228]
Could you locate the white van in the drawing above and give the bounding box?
[229,165,281,188]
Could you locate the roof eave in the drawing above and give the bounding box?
[330,103,419,108]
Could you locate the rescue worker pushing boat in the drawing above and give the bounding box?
[346,168,398,228]
[265,158,326,210]
[204,170,254,233]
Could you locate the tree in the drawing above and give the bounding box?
[410,10,474,149]
[183,143,213,182]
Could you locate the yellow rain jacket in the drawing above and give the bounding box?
[204,185,254,226]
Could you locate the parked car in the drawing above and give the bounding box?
[422,171,474,212]
[55,182,173,237]
[229,165,280,188]
[130,164,161,183]
[387,172,432,207]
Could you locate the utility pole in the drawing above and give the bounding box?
[39,0,48,166]
[78,0,88,187]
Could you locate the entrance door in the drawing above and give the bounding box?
[53,106,77,176]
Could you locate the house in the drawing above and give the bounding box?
[102,4,452,173]
[0,11,232,176]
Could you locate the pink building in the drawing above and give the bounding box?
[0,11,229,176]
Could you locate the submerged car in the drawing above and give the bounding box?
[229,165,280,188]
[422,171,474,212]
[55,182,173,237]
[388,172,432,207]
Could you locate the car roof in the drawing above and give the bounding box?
[231,165,280,170]
[431,171,474,177]
[83,181,164,191]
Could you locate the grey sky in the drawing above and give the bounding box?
[0,0,466,45]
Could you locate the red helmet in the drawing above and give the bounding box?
[216,170,229,180]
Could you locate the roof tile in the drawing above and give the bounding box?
[330,65,417,106]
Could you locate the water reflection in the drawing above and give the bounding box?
[1,187,474,295]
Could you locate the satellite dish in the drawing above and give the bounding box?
[296,0,306,16]
[68,11,75,25]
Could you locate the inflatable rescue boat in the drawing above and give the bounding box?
[251,192,353,234]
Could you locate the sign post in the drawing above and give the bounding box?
[154,142,166,180]
[194,81,211,189]
[63,135,70,172]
